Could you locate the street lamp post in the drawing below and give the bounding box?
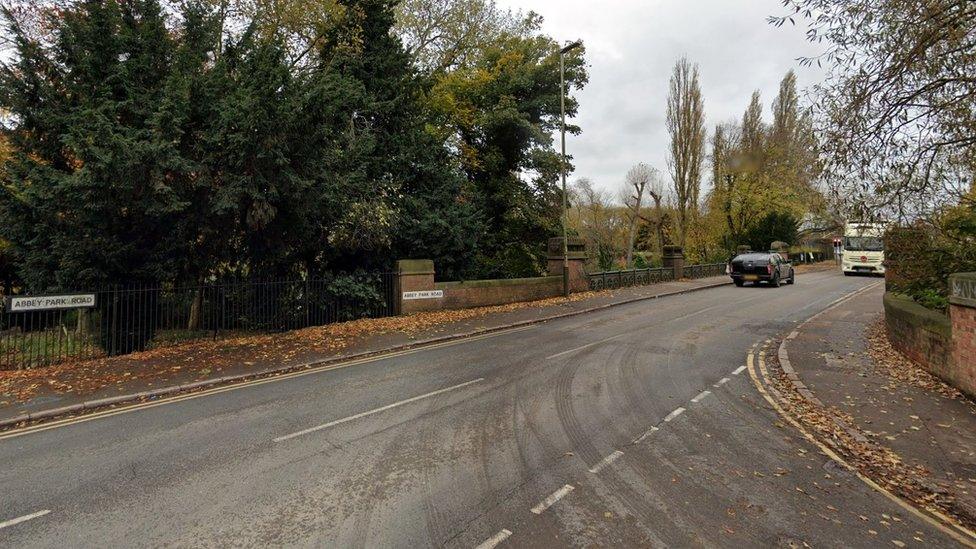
[560,40,582,298]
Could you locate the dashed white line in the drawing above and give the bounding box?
[273,378,485,442]
[732,365,747,375]
[664,407,686,422]
[0,510,50,530]
[632,426,659,444]
[713,377,730,387]
[475,528,513,549]
[545,335,625,360]
[531,485,574,514]
[588,450,624,474]
[691,390,711,403]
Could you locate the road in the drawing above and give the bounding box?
[0,270,957,547]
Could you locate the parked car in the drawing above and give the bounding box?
[729,252,795,287]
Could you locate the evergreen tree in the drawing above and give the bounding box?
[0,0,184,290]
[429,22,588,277]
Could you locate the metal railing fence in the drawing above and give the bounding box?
[586,267,675,291]
[0,273,398,370]
[682,263,727,279]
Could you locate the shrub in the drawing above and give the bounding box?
[886,201,976,311]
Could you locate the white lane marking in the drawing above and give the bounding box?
[273,378,485,442]
[664,407,686,422]
[713,377,730,387]
[546,302,738,361]
[475,528,512,549]
[690,390,711,403]
[0,510,50,530]
[531,484,574,514]
[732,365,747,375]
[545,334,625,360]
[632,426,659,444]
[588,450,624,474]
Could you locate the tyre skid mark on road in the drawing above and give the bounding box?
[544,297,758,362]
[462,271,874,546]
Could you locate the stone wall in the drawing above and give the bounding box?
[883,276,976,399]
[883,293,952,378]
[397,246,587,315]
[435,276,563,310]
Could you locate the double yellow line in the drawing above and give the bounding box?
[0,325,534,442]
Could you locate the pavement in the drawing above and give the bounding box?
[781,281,976,525]
[0,269,964,547]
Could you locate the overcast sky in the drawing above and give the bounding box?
[495,0,825,198]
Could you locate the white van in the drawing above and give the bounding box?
[842,222,886,276]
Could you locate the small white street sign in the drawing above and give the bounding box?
[402,290,444,300]
[4,294,97,312]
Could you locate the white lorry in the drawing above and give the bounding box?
[842,222,886,276]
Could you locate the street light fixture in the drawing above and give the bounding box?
[560,40,582,298]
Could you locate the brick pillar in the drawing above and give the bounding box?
[662,245,684,280]
[547,237,589,292]
[949,273,976,396]
[397,259,441,315]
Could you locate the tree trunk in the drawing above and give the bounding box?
[188,288,203,331]
[76,309,88,336]
[626,196,644,268]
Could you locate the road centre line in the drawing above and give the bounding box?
[475,528,512,549]
[546,301,744,361]
[632,426,659,444]
[714,377,730,387]
[0,326,534,442]
[545,334,626,360]
[663,407,686,422]
[531,485,574,514]
[732,365,747,375]
[273,378,485,442]
[588,450,624,474]
[690,390,711,403]
[0,509,50,530]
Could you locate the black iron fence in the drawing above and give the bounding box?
[682,263,727,279]
[588,262,731,291]
[587,267,675,291]
[0,273,398,370]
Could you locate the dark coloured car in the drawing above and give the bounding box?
[729,252,794,287]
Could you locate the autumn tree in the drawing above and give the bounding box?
[772,0,975,219]
[395,0,530,73]
[427,20,587,277]
[666,57,705,248]
[570,178,624,271]
[620,164,649,267]
[704,71,823,254]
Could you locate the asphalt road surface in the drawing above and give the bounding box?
[0,270,958,547]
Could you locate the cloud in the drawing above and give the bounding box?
[496,0,825,199]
